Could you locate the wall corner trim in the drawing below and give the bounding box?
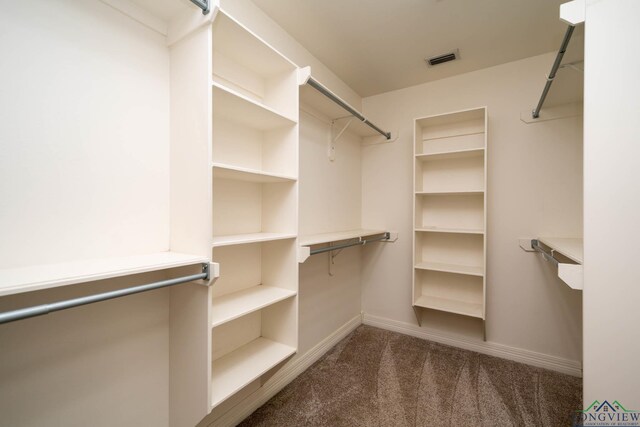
[362,313,583,377]
[208,315,363,427]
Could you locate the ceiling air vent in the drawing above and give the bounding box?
[426,49,460,67]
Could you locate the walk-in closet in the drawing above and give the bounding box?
[1,0,639,426]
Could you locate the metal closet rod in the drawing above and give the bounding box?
[310,233,391,256]
[189,0,210,15]
[532,25,575,119]
[0,264,210,325]
[306,77,391,140]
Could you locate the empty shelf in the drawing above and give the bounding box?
[416,148,484,161]
[414,261,484,277]
[212,163,296,183]
[0,252,208,297]
[211,337,296,408]
[416,190,484,196]
[212,233,297,247]
[416,227,484,235]
[213,82,296,131]
[211,286,296,328]
[299,229,387,246]
[538,237,583,264]
[414,295,483,319]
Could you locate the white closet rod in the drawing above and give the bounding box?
[532,25,575,119]
[306,77,391,140]
[0,264,210,325]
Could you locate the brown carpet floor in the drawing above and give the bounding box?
[239,325,582,427]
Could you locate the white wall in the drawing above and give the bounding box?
[0,0,172,425]
[361,52,584,363]
[298,110,363,355]
[0,0,171,269]
[583,0,640,408]
[0,273,170,427]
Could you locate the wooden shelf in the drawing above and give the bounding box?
[416,190,484,196]
[414,295,483,319]
[211,286,296,328]
[415,227,484,235]
[212,233,297,248]
[211,337,296,408]
[415,261,484,277]
[416,148,484,161]
[299,229,387,246]
[0,252,208,297]
[212,82,296,130]
[538,237,583,264]
[212,163,296,183]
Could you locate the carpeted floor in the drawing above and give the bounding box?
[239,325,582,427]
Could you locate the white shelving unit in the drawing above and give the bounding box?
[167,9,300,423]
[0,252,209,297]
[413,107,488,338]
[209,10,299,410]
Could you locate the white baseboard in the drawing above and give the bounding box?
[363,313,583,377]
[209,314,362,427]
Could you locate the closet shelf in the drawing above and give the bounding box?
[414,261,484,277]
[416,190,484,196]
[532,237,583,290]
[211,286,296,328]
[415,148,484,161]
[212,82,296,130]
[211,337,296,408]
[212,163,296,183]
[415,227,484,235]
[299,229,387,246]
[414,295,483,319]
[538,237,583,264]
[212,233,297,248]
[0,252,209,297]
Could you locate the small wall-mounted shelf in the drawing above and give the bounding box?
[0,252,210,297]
[531,237,583,290]
[298,229,394,263]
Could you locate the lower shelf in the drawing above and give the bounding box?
[211,337,296,408]
[414,295,483,319]
[211,286,297,328]
[415,261,483,277]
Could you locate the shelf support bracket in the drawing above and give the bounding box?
[328,118,354,161]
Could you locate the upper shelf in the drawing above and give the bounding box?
[538,237,583,264]
[0,252,209,297]
[212,82,296,130]
[299,229,387,246]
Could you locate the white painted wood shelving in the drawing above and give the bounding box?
[297,229,389,263]
[0,252,209,297]
[209,9,299,411]
[168,8,300,423]
[537,237,584,290]
[412,107,488,339]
